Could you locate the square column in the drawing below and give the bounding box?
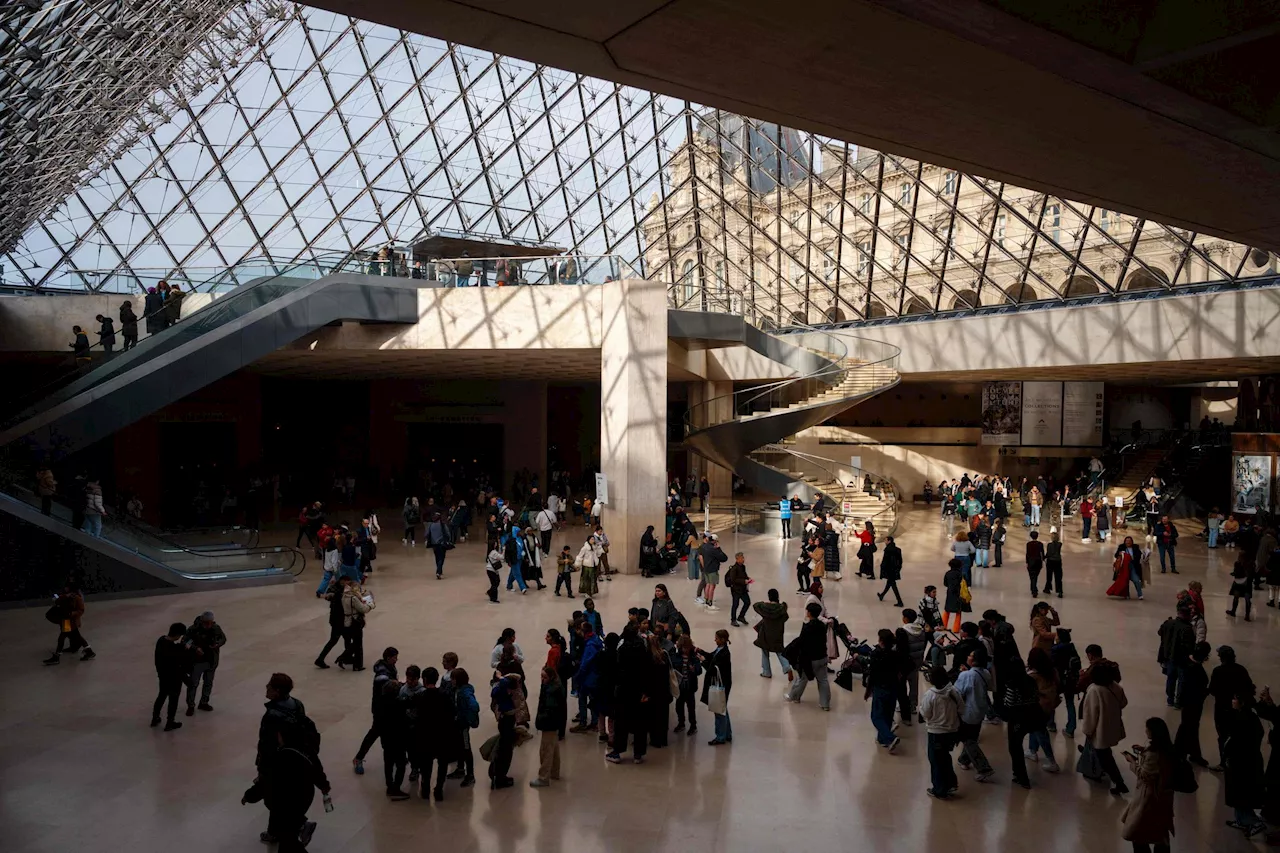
[600,278,667,574]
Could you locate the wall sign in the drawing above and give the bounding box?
[981,382,1022,446]
[1062,381,1105,446]
[1021,381,1063,446]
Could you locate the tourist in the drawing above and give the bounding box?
[1153,515,1179,574]
[992,517,1006,566]
[524,526,548,589]
[698,628,734,745]
[1043,530,1064,597]
[337,576,372,671]
[954,646,995,782]
[1157,606,1195,707]
[753,588,791,678]
[1028,602,1060,655]
[314,578,346,667]
[352,647,398,776]
[374,678,408,800]
[607,624,651,764]
[698,534,727,611]
[570,621,603,733]
[795,539,815,593]
[672,634,702,735]
[920,664,962,799]
[425,512,452,578]
[895,609,930,723]
[1223,690,1268,837]
[485,544,503,603]
[95,313,115,353]
[1174,641,1211,767]
[942,558,965,632]
[487,673,523,789]
[405,667,456,801]
[69,324,90,363]
[1226,556,1254,620]
[1222,513,1240,548]
[1108,536,1145,600]
[183,610,226,715]
[917,585,942,630]
[339,532,360,584]
[243,677,331,851]
[1081,661,1129,793]
[999,665,1040,788]
[951,531,975,585]
[855,521,876,579]
[165,284,185,325]
[576,534,600,596]
[1025,530,1044,597]
[530,666,567,788]
[639,525,659,577]
[784,602,832,710]
[1025,648,1061,772]
[1208,646,1254,771]
[151,622,190,731]
[554,545,575,597]
[43,581,95,665]
[115,298,138,352]
[451,668,479,787]
[1119,718,1176,851]
[1079,496,1095,542]
[646,634,675,748]
[725,552,751,627]
[503,526,528,594]
[864,629,902,752]
[1028,486,1043,526]
[1097,497,1112,542]
[877,535,904,605]
[1049,627,1080,736]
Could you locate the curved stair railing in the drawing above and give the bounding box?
[683,323,901,534]
[750,443,901,539]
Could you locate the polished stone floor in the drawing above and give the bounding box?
[1,506,1275,853]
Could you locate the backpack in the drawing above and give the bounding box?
[504,536,519,565]
[280,707,322,756]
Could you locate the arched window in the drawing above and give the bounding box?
[950,289,980,310]
[681,260,697,303]
[825,304,846,323]
[1123,268,1170,291]
[1063,275,1101,297]
[903,296,932,315]
[1003,282,1040,304]
[864,299,889,319]
[788,310,808,327]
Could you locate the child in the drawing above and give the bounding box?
[555,545,575,598]
[919,664,962,798]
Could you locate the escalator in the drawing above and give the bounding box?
[0,255,417,596]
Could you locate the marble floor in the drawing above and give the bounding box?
[1,506,1275,853]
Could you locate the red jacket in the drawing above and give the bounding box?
[1080,500,1094,519]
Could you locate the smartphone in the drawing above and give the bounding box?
[1121,751,1135,761]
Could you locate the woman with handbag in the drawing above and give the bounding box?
[337,577,373,671]
[698,629,734,745]
[856,522,876,579]
[1080,660,1129,793]
[575,536,600,596]
[1108,537,1144,600]
[1121,718,1178,851]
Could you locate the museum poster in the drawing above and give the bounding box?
[980,382,1022,446]
[1233,454,1272,515]
[1062,381,1104,446]
[1021,381,1063,446]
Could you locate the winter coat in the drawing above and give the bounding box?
[810,544,826,578]
[184,620,227,668]
[1081,681,1127,749]
[942,566,964,613]
[1120,749,1175,845]
[154,636,190,681]
[1224,709,1266,809]
[724,561,750,593]
[119,303,138,335]
[650,597,678,632]
[1030,669,1061,716]
[573,634,604,691]
[165,288,185,324]
[699,645,732,705]
[879,543,903,580]
[402,502,421,525]
[341,587,372,628]
[752,601,789,653]
[534,679,568,732]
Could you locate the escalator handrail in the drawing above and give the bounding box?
[3,484,306,576]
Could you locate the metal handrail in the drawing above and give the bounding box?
[752,442,901,540]
[357,252,641,286]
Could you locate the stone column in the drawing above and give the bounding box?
[600,278,668,574]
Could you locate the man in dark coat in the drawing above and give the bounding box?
[877,536,904,606]
[404,666,458,800]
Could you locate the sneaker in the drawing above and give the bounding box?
[891,722,900,734]
[926,788,949,800]
[530,778,550,788]
[888,737,902,754]
[388,789,410,801]
[1012,777,1031,789]
[976,771,995,783]
[402,538,407,545]
[461,776,475,787]
[80,650,96,661]
[42,654,60,666]
[1247,823,1268,838]
[633,756,646,765]
[687,726,697,736]
[604,752,623,764]
[705,604,719,612]
[1042,760,1060,773]
[354,759,365,775]
[673,722,686,733]
[730,620,739,627]
[163,721,182,731]
[707,739,727,746]
[1024,750,1038,762]
[299,821,317,847]
[695,597,706,606]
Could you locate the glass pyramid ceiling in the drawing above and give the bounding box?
[3,1,1276,325]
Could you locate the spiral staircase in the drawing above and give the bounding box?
[683,325,902,535]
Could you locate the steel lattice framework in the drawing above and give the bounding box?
[2,2,1276,323]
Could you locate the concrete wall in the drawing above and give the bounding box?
[0,293,214,352]
[853,287,1280,376]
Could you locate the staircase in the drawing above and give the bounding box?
[1106,448,1165,500]
[684,327,901,537]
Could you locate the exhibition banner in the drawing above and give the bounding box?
[981,382,1022,446]
[1021,381,1063,446]
[1062,381,1104,446]
[1233,454,1271,514]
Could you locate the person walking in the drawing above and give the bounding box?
[535,503,556,557]
[95,314,116,354]
[569,621,603,734]
[530,665,567,788]
[488,673,523,790]
[81,477,107,537]
[1120,718,1177,852]
[725,552,751,627]
[402,497,420,546]
[423,512,451,579]
[752,589,791,678]
[43,582,95,665]
[920,665,962,799]
[554,545,575,597]
[895,610,930,724]
[942,558,965,632]
[352,648,398,776]
[1226,556,1255,620]
[877,535,904,605]
[1025,531,1045,597]
[954,647,995,782]
[314,578,346,667]
[1223,690,1268,837]
[606,624,651,764]
[523,526,547,590]
[152,622,190,731]
[337,577,372,671]
[863,629,902,752]
[1025,648,1062,772]
[698,629,734,745]
[784,602,831,711]
[1081,662,1130,794]
[183,611,225,716]
[1154,516,1180,574]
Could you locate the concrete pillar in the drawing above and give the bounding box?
[600,278,667,574]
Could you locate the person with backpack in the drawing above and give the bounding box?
[43,581,96,666]
[352,648,398,776]
[425,512,452,579]
[450,668,480,787]
[504,530,528,594]
[1050,628,1081,737]
[152,622,190,731]
[246,673,330,851]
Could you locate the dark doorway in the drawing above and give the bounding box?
[407,423,503,496]
[159,422,236,528]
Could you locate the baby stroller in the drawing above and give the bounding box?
[833,622,873,692]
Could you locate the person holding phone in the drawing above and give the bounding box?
[1120,717,1176,852]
